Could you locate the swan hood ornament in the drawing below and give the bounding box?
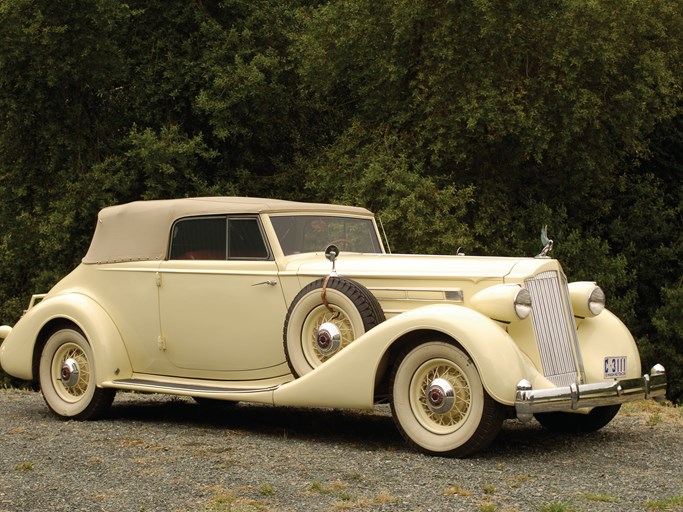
[535,225,553,258]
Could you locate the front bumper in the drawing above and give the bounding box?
[515,364,667,421]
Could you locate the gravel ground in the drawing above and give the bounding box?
[1,389,681,512]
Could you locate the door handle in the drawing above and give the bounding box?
[252,280,278,287]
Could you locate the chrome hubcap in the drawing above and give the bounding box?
[316,322,342,356]
[426,377,455,414]
[60,358,80,388]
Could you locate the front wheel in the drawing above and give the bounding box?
[38,327,115,420]
[534,405,621,433]
[390,340,505,458]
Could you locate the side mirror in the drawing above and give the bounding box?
[324,244,339,275]
[325,244,339,263]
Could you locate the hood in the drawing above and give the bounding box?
[284,252,560,281]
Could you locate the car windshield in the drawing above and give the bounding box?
[270,215,383,255]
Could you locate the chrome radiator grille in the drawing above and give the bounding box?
[524,271,583,387]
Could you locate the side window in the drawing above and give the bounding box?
[228,218,269,259]
[169,217,227,260]
[169,216,269,260]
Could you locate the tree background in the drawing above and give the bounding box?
[1,0,681,401]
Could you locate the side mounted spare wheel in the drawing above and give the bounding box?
[284,276,385,377]
[38,327,115,420]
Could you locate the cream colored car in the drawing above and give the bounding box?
[0,197,667,457]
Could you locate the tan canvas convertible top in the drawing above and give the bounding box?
[82,197,373,264]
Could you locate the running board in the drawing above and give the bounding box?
[110,378,282,396]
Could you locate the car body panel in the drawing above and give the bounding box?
[157,259,290,377]
[46,262,165,375]
[0,292,133,382]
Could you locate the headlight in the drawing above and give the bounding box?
[568,282,605,318]
[588,286,606,315]
[514,288,532,319]
[471,284,532,322]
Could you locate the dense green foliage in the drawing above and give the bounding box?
[0,0,681,400]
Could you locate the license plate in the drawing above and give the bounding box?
[604,356,627,378]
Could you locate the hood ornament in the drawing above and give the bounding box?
[535,225,553,258]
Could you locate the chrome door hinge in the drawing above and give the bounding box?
[155,272,162,287]
[157,335,167,351]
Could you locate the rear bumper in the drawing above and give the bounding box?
[515,364,667,420]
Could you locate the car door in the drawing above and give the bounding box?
[157,215,290,379]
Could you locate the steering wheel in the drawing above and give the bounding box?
[326,239,354,251]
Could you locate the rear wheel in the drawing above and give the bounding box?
[390,340,505,457]
[38,327,115,420]
[534,405,621,433]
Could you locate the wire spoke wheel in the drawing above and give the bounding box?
[284,277,385,377]
[51,342,92,402]
[302,305,356,365]
[391,340,505,457]
[39,327,115,420]
[411,358,472,434]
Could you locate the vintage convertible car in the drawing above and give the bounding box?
[0,197,667,457]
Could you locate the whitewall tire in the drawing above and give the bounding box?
[390,340,505,457]
[38,327,115,420]
[284,277,384,377]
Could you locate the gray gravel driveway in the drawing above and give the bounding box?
[1,390,681,512]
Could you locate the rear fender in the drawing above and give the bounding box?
[273,304,534,409]
[0,293,132,383]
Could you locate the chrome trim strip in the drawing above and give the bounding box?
[367,287,464,302]
[110,378,281,395]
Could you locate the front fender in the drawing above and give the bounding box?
[577,309,642,382]
[273,304,533,409]
[0,293,133,384]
